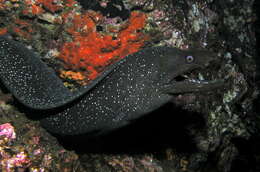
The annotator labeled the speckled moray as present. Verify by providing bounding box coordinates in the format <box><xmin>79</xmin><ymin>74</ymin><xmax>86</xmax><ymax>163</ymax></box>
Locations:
<box><xmin>0</xmin><ymin>36</ymin><xmax>125</xmax><ymax>110</ymax></box>
<box><xmin>0</xmin><ymin>36</ymin><xmax>222</xmax><ymax>135</ymax></box>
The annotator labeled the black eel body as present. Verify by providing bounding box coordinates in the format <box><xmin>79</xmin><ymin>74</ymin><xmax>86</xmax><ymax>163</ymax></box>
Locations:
<box><xmin>0</xmin><ymin>36</ymin><xmax>127</xmax><ymax>110</ymax></box>
<box><xmin>0</xmin><ymin>36</ymin><xmax>218</xmax><ymax>135</ymax></box>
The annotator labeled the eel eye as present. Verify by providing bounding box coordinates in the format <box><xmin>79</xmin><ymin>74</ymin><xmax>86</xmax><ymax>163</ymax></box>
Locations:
<box><xmin>185</xmin><ymin>55</ymin><xmax>194</xmax><ymax>63</ymax></box>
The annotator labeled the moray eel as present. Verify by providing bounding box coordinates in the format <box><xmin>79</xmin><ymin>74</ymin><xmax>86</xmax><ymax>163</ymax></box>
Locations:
<box><xmin>0</xmin><ymin>36</ymin><xmax>123</xmax><ymax>110</ymax></box>
<box><xmin>0</xmin><ymin>36</ymin><xmax>221</xmax><ymax>135</ymax></box>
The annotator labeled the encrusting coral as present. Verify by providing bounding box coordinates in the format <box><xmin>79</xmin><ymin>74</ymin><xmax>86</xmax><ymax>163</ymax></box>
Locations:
<box><xmin>0</xmin><ymin>0</ymin><xmax>149</xmax><ymax>84</ymax></box>
<box><xmin>59</xmin><ymin>10</ymin><xmax>148</xmax><ymax>81</ymax></box>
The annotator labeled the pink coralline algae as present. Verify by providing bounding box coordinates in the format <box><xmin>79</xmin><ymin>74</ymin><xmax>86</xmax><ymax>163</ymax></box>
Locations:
<box><xmin>0</xmin><ymin>123</ymin><xmax>16</xmax><ymax>140</ymax></box>
<box><xmin>1</xmin><ymin>152</ymin><xmax>31</xmax><ymax>171</ymax></box>
<box><xmin>0</xmin><ymin>123</ymin><xmax>31</xmax><ymax>171</ymax></box>
<box><xmin>0</xmin><ymin>120</ymin><xmax>81</xmax><ymax>171</ymax></box>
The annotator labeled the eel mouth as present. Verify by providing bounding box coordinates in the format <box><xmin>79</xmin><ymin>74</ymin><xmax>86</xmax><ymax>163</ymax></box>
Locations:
<box><xmin>168</xmin><ymin>67</ymin><xmax>224</xmax><ymax>94</ymax></box>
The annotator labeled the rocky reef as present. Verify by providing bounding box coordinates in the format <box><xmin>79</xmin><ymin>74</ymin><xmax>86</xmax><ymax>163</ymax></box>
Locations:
<box><xmin>0</xmin><ymin>0</ymin><xmax>259</xmax><ymax>171</ymax></box>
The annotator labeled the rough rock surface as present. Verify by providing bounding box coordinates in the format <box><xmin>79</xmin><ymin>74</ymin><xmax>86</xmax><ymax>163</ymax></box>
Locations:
<box><xmin>0</xmin><ymin>0</ymin><xmax>259</xmax><ymax>171</ymax></box>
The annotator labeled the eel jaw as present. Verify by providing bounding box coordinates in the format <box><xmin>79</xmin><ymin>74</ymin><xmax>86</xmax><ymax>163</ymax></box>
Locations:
<box><xmin>164</xmin><ymin>70</ymin><xmax>224</xmax><ymax>94</ymax></box>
